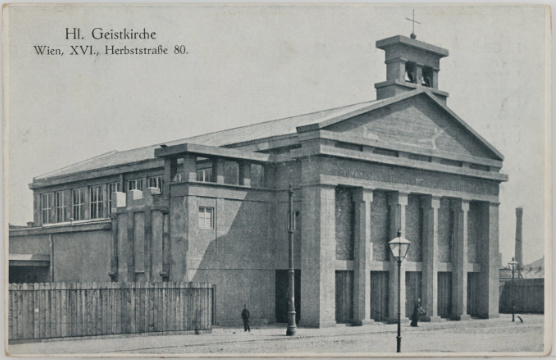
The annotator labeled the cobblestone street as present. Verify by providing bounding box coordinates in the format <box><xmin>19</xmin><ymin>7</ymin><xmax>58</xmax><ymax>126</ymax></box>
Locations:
<box><xmin>9</xmin><ymin>314</ymin><xmax>548</xmax><ymax>356</ymax></box>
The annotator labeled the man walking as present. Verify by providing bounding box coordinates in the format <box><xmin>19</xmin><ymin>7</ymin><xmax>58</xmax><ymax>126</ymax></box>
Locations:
<box><xmin>241</xmin><ymin>305</ymin><xmax>251</xmax><ymax>332</ymax></box>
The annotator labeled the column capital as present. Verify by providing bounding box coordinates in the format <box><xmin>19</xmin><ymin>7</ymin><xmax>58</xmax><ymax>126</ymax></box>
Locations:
<box><xmin>353</xmin><ymin>187</ymin><xmax>374</xmax><ymax>202</ymax></box>
<box><xmin>452</xmin><ymin>198</ymin><xmax>470</xmax><ymax>212</ymax></box>
<box><xmin>388</xmin><ymin>191</ymin><xmax>409</xmax><ymax>206</ymax></box>
<box><xmin>421</xmin><ymin>195</ymin><xmax>441</xmax><ymax>210</ymax></box>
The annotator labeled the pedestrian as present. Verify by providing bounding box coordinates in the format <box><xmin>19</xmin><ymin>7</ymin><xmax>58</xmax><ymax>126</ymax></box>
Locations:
<box><xmin>410</xmin><ymin>298</ymin><xmax>422</xmax><ymax>327</ymax></box>
<box><xmin>241</xmin><ymin>304</ymin><xmax>251</xmax><ymax>332</ymax></box>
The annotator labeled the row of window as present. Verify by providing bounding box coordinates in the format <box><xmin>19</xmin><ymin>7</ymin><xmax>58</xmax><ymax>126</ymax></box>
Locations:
<box><xmin>40</xmin><ymin>176</ymin><xmax>163</xmax><ymax>224</ymax></box>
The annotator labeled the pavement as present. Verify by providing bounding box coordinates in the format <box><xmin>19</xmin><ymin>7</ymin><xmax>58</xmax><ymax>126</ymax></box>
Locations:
<box><xmin>8</xmin><ymin>314</ymin><xmax>548</xmax><ymax>356</ymax></box>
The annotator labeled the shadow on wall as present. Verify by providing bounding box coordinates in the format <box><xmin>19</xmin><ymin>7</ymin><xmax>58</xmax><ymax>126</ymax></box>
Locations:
<box><xmin>189</xmin><ymin>190</ymin><xmax>278</xmax><ymax>327</ymax></box>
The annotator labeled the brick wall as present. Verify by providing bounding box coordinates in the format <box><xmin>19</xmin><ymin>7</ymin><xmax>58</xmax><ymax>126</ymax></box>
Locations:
<box><xmin>371</xmin><ymin>191</ymin><xmax>390</xmax><ymax>261</ymax></box>
<box><xmin>438</xmin><ymin>198</ymin><xmax>453</xmax><ymax>263</ymax></box>
<box><xmin>335</xmin><ymin>187</ymin><xmax>354</xmax><ymax>260</ymax></box>
<box><xmin>405</xmin><ymin>195</ymin><xmax>422</xmax><ymax>262</ymax></box>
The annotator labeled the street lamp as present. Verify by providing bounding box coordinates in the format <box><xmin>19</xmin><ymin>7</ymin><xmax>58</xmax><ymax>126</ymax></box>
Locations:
<box><xmin>508</xmin><ymin>257</ymin><xmax>519</xmax><ymax>322</ymax></box>
<box><xmin>388</xmin><ymin>230</ymin><xmax>411</xmax><ymax>353</ymax></box>
<box><xmin>286</xmin><ymin>183</ymin><xmax>297</xmax><ymax>336</ymax></box>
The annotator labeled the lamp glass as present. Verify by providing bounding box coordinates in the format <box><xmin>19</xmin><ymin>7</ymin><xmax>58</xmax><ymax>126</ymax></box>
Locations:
<box><xmin>388</xmin><ymin>236</ymin><xmax>411</xmax><ymax>261</ymax></box>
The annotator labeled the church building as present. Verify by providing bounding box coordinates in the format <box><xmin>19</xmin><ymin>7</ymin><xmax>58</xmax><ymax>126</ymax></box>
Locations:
<box><xmin>10</xmin><ymin>34</ymin><xmax>507</xmax><ymax>327</ymax></box>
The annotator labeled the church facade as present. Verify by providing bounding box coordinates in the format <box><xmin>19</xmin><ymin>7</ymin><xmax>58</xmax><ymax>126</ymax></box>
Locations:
<box><xmin>10</xmin><ymin>35</ymin><xmax>507</xmax><ymax>327</ymax></box>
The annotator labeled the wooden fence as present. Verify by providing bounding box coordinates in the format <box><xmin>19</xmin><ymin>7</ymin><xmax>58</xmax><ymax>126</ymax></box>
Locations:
<box><xmin>499</xmin><ymin>278</ymin><xmax>544</xmax><ymax>314</ymax></box>
<box><xmin>8</xmin><ymin>282</ymin><xmax>214</xmax><ymax>341</ymax></box>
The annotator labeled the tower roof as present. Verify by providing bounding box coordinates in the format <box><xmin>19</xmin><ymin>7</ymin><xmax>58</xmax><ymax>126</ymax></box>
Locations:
<box><xmin>376</xmin><ymin>35</ymin><xmax>449</xmax><ymax>57</ymax></box>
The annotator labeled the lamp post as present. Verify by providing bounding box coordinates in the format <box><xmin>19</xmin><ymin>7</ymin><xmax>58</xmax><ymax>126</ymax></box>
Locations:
<box><xmin>508</xmin><ymin>257</ymin><xmax>518</xmax><ymax>322</ymax></box>
<box><xmin>388</xmin><ymin>230</ymin><xmax>411</xmax><ymax>353</ymax></box>
<box><xmin>286</xmin><ymin>183</ymin><xmax>297</xmax><ymax>336</ymax></box>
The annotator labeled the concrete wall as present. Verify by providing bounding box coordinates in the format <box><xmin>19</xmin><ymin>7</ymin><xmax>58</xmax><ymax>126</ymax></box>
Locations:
<box><xmin>9</xmin><ymin>223</ymin><xmax>112</xmax><ymax>283</ymax></box>
<box><xmin>273</xmin><ymin>189</ymin><xmax>302</xmax><ymax>270</ymax></box>
<box><xmin>10</xmin><ymin>234</ymin><xmax>50</xmax><ymax>255</ymax></box>
<box><xmin>52</xmin><ymin>231</ymin><xmax>111</xmax><ymax>282</ymax></box>
<box><xmin>168</xmin><ymin>182</ymin><xmax>276</xmax><ymax>327</ymax></box>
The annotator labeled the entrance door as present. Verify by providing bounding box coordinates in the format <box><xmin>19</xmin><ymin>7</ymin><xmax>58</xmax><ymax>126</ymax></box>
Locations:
<box><xmin>275</xmin><ymin>270</ymin><xmax>301</xmax><ymax>323</ymax></box>
<box><xmin>335</xmin><ymin>271</ymin><xmax>354</xmax><ymax>323</ymax></box>
<box><xmin>370</xmin><ymin>271</ymin><xmax>389</xmax><ymax>321</ymax></box>
<box><xmin>467</xmin><ymin>272</ymin><xmax>480</xmax><ymax>317</ymax></box>
<box><xmin>405</xmin><ymin>272</ymin><xmax>423</xmax><ymax>318</ymax></box>
<box><xmin>438</xmin><ymin>272</ymin><xmax>452</xmax><ymax>318</ymax></box>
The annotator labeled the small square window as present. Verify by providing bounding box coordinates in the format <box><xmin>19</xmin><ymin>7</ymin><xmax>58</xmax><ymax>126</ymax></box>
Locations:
<box><xmin>198</xmin><ymin>207</ymin><xmax>214</xmax><ymax>229</ymax></box>
<box><xmin>147</xmin><ymin>176</ymin><xmax>163</xmax><ymax>190</ymax></box>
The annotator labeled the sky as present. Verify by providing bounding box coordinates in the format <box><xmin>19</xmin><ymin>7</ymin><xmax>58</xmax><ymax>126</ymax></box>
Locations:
<box><xmin>5</xmin><ymin>4</ymin><xmax>550</xmax><ymax>266</ymax></box>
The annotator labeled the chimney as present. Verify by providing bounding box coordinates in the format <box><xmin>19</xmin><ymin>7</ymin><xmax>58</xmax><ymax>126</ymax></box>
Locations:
<box><xmin>515</xmin><ymin>207</ymin><xmax>523</xmax><ymax>269</ymax></box>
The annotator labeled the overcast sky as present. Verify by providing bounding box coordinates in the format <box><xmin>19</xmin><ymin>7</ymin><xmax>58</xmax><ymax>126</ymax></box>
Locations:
<box><xmin>6</xmin><ymin>5</ymin><xmax>550</xmax><ymax>266</ymax></box>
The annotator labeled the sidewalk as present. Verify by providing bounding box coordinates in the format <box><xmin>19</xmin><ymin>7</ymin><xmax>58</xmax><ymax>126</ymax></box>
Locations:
<box><xmin>8</xmin><ymin>314</ymin><xmax>546</xmax><ymax>356</ymax></box>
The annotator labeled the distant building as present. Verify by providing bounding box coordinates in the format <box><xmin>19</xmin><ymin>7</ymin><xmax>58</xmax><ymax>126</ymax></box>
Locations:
<box><xmin>500</xmin><ymin>257</ymin><xmax>544</xmax><ymax>281</ymax></box>
<box><xmin>10</xmin><ymin>34</ymin><xmax>508</xmax><ymax>327</ymax></box>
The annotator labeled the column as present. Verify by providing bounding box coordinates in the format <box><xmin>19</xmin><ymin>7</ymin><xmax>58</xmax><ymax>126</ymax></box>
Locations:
<box><xmin>109</xmin><ymin>213</ymin><xmax>118</xmax><ymax>281</ymax></box>
<box><xmin>213</xmin><ymin>158</ymin><xmax>225</xmax><ymax>184</ymax></box>
<box><xmin>300</xmin><ymin>185</ymin><xmax>336</xmax><ymax>328</ymax></box>
<box><xmin>415</xmin><ymin>64</ymin><xmax>423</xmax><ymax>85</ymax></box>
<box><xmin>150</xmin><ymin>209</ymin><xmax>164</xmax><ymax>281</ymax></box>
<box><xmin>33</xmin><ymin>193</ymin><xmax>40</xmax><ymax>225</ymax></box>
<box><xmin>183</xmin><ymin>154</ymin><xmax>197</xmax><ymax>182</ymax></box>
<box><xmin>161</xmin><ymin>210</ymin><xmax>170</xmax><ymax>281</ymax></box>
<box><xmin>477</xmin><ymin>202</ymin><xmax>500</xmax><ymax>318</ymax></box>
<box><xmin>163</xmin><ymin>157</ymin><xmax>177</xmax><ymax>198</ymax></box>
<box><xmin>169</xmin><ymin>195</ymin><xmax>189</xmax><ymax>282</ymax></box>
<box><xmin>386</xmin><ymin>59</ymin><xmax>405</xmax><ymax>82</ymax></box>
<box><xmin>388</xmin><ymin>192</ymin><xmax>408</xmax><ymax>322</ymax></box>
<box><xmin>352</xmin><ymin>188</ymin><xmax>373</xmax><ymax>325</ymax></box>
<box><xmin>452</xmin><ymin>199</ymin><xmax>471</xmax><ymax>320</ymax></box>
<box><xmin>117</xmin><ymin>211</ymin><xmax>134</xmax><ymax>282</ymax></box>
<box><xmin>421</xmin><ymin>196</ymin><xmax>441</xmax><ymax>321</ymax></box>
<box><xmin>239</xmin><ymin>161</ymin><xmax>251</xmax><ymax>187</ymax></box>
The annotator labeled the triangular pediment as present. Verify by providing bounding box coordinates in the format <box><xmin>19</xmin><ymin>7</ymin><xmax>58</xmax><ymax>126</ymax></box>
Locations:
<box><xmin>319</xmin><ymin>92</ymin><xmax>502</xmax><ymax>161</ymax></box>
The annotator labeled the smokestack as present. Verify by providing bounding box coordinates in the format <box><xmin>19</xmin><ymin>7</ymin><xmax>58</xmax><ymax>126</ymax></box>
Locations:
<box><xmin>515</xmin><ymin>207</ymin><xmax>523</xmax><ymax>269</ymax></box>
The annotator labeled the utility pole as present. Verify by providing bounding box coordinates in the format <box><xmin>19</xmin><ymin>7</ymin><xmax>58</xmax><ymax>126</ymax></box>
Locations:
<box><xmin>286</xmin><ymin>183</ymin><xmax>297</xmax><ymax>336</ymax></box>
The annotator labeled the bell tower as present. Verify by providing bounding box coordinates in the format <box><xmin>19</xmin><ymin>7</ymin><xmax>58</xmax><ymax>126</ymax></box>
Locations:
<box><xmin>374</xmin><ymin>35</ymin><xmax>449</xmax><ymax>103</ymax></box>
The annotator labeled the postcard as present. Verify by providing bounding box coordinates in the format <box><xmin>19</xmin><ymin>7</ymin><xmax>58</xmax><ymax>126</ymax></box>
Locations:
<box><xmin>4</xmin><ymin>4</ymin><xmax>551</xmax><ymax>357</ymax></box>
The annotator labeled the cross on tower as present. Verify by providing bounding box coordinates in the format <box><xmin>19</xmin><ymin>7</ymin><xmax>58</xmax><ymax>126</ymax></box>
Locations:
<box><xmin>405</xmin><ymin>10</ymin><xmax>421</xmax><ymax>39</ymax></box>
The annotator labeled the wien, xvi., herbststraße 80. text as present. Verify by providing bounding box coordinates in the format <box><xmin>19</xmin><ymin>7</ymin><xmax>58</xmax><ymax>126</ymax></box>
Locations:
<box><xmin>32</xmin><ymin>27</ymin><xmax>189</xmax><ymax>56</ymax></box>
